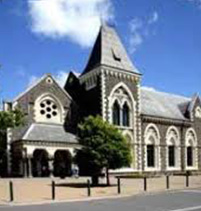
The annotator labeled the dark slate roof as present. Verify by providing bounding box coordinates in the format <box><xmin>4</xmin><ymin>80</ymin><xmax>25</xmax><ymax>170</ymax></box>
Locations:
<box><xmin>22</xmin><ymin>123</ymin><xmax>78</xmax><ymax>144</ymax></box>
<box><xmin>141</xmin><ymin>87</ymin><xmax>191</xmax><ymax>120</ymax></box>
<box><xmin>83</xmin><ymin>24</ymin><xmax>139</xmax><ymax>75</ymax></box>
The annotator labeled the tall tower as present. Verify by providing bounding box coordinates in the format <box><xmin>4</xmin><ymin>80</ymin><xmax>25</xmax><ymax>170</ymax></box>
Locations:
<box><xmin>67</xmin><ymin>24</ymin><xmax>142</xmax><ymax>171</ymax></box>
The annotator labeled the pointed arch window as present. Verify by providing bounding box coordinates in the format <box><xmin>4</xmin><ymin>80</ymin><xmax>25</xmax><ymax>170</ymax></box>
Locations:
<box><xmin>185</xmin><ymin>129</ymin><xmax>197</xmax><ymax>169</ymax></box>
<box><xmin>166</xmin><ymin>127</ymin><xmax>180</xmax><ymax>170</ymax></box>
<box><xmin>147</xmin><ymin>144</ymin><xmax>155</xmax><ymax>167</ymax></box>
<box><xmin>187</xmin><ymin>146</ymin><xmax>193</xmax><ymax>167</ymax></box>
<box><xmin>168</xmin><ymin>145</ymin><xmax>175</xmax><ymax>167</ymax></box>
<box><xmin>123</xmin><ymin>102</ymin><xmax>130</xmax><ymax>127</ymax></box>
<box><xmin>145</xmin><ymin>125</ymin><xmax>160</xmax><ymax>170</ymax></box>
<box><xmin>113</xmin><ymin>101</ymin><xmax>120</xmax><ymax>126</ymax></box>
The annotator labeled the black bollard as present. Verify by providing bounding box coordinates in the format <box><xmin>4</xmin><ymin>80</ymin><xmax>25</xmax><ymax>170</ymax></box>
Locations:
<box><xmin>144</xmin><ymin>177</ymin><xmax>147</xmax><ymax>191</ymax></box>
<box><xmin>87</xmin><ymin>179</ymin><xmax>91</xmax><ymax>197</ymax></box>
<box><xmin>166</xmin><ymin>175</ymin><xmax>169</xmax><ymax>189</ymax></box>
<box><xmin>117</xmin><ymin>177</ymin><xmax>121</xmax><ymax>194</ymax></box>
<box><xmin>186</xmin><ymin>173</ymin><xmax>189</xmax><ymax>187</ymax></box>
<box><xmin>52</xmin><ymin>181</ymin><xmax>55</xmax><ymax>200</ymax></box>
<box><xmin>9</xmin><ymin>181</ymin><xmax>14</xmax><ymax>202</ymax></box>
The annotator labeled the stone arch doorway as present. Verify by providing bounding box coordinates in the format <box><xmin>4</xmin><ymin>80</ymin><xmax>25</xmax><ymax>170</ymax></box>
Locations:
<box><xmin>53</xmin><ymin>150</ymin><xmax>72</xmax><ymax>178</ymax></box>
<box><xmin>32</xmin><ymin>149</ymin><xmax>49</xmax><ymax>177</ymax></box>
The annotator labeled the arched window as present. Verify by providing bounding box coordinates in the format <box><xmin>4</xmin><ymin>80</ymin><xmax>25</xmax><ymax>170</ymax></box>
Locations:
<box><xmin>144</xmin><ymin>124</ymin><xmax>160</xmax><ymax>170</ymax></box>
<box><xmin>122</xmin><ymin>102</ymin><xmax>130</xmax><ymax>127</ymax></box>
<box><xmin>34</xmin><ymin>94</ymin><xmax>63</xmax><ymax>124</ymax></box>
<box><xmin>109</xmin><ymin>83</ymin><xmax>134</xmax><ymax>127</ymax></box>
<box><xmin>168</xmin><ymin>139</ymin><xmax>175</xmax><ymax>167</ymax></box>
<box><xmin>185</xmin><ymin>128</ymin><xmax>198</xmax><ymax>169</ymax></box>
<box><xmin>166</xmin><ymin>127</ymin><xmax>180</xmax><ymax>169</ymax></box>
<box><xmin>147</xmin><ymin>136</ymin><xmax>155</xmax><ymax>167</ymax></box>
<box><xmin>112</xmin><ymin>101</ymin><xmax>120</xmax><ymax>126</ymax></box>
<box><xmin>187</xmin><ymin>146</ymin><xmax>193</xmax><ymax>167</ymax></box>
<box><xmin>39</xmin><ymin>99</ymin><xmax>59</xmax><ymax>119</ymax></box>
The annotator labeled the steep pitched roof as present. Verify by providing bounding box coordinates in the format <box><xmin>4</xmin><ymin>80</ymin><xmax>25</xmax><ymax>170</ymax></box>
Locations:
<box><xmin>82</xmin><ymin>24</ymin><xmax>139</xmax><ymax>75</ymax></box>
<box><xmin>141</xmin><ymin>87</ymin><xmax>191</xmax><ymax>120</ymax></box>
<box><xmin>13</xmin><ymin>74</ymin><xmax>72</xmax><ymax>103</ymax></box>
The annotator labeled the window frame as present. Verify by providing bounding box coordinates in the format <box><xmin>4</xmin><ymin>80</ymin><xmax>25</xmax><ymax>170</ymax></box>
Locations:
<box><xmin>147</xmin><ymin>144</ymin><xmax>155</xmax><ymax>168</ymax></box>
<box><xmin>168</xmin><ymin>146</ymin><xmax>175</xmax><ymax>167</ymax></box>
<box><xmin>112</xmin><ymin>100</ymin><xmax>121</xmax><ymax>126</ymax></box>
<box><xmin>187</xmin><ymin>146</ymin><xmax>193</xmax><ymax>167</ymax></box>
<box><xmin>122</xmin><ymin>102</ymin><xmax>130</xmax><ymax>127</ymax></box>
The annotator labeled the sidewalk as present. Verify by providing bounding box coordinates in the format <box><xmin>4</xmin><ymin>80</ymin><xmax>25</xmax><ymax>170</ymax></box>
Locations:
<box><xmin>0</xmin><ymin>175</ymin><xmax>201</xmax><ymax>205</ymax></box>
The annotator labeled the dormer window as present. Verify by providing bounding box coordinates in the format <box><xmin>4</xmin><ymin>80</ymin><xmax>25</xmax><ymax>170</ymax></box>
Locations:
<box><xmin>195</xmin><ymin>107</ymin><xmax>201</xmax><ymax>118</ymax></box>
<box><xmin>112</xmin><ymin>48</ymin><xmax>121</xmax><ymax>62</ymax></box>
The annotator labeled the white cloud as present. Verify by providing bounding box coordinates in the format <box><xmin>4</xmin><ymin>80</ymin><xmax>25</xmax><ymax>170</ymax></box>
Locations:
<box><xmin>15</xmin><ymin>66</ymin><xmax>26</xmax><ymax>77</ymax></box>
<box><xmin>128</xmin><ymin>11</ymin><xmax>159</xmax><ymax>54</ymax></box>
<box><xmin>185</xmin><ymin>0</ymin><xmax>201</xmax><ymax>7</ymax></box>
<box><xmin>142</xmin><ymin>86</ymin><xmax>157</xmax><ymax>92</ymax></box>
<box><xmin>27</xmin><ymin>75</ymin><xmax>41</xmax><ymax>87</ymax></box>
<box><xmin>148</xmin><ymin>12</ymin><xmax>159</xmax><ymax>24</ymax></box>
<box><xmin>129</xmin><ymin>18</ymin><xmax>144</xmax><ymax>53</ymax></box>
<box><xmin>28</xmin><ymin>0</ymin><xmax>114</xmax><ymax>47</ymax></box>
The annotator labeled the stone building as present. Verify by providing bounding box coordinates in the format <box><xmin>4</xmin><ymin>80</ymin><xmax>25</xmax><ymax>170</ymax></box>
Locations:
<box><xmin>4</xmin><ymin>24</ymin><xmax>201</xmax><ymax>177</ymax></box>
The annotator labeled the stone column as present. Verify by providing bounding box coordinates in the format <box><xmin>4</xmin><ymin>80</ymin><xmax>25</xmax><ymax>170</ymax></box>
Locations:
<box><xmin>136</xmin><ymin>79</ymin><xmax>142</xmax><ymax>172</ymax></box>
<box><xmin>23</xmin><ymin>148</ymin><xmax>28</xmax><ymax>177</ymax></box>
<box><xmin>23</xmin><ymin>158</ymin><xmax>28</xmax><ymax>178</ymax></box>
<box><xmin>28</xmin><ymin>157</ymin><xmax>33</xmax><ymax>178</ymax></box>
<box><xmin>6</xmin><ymin>128</ymin><xmax>12</xmax><ymax>177</ymax></box>
<box><xmin>48</xmin><ymin>159</ymin><xmax>54</xmax><ymax>178</ymax></box>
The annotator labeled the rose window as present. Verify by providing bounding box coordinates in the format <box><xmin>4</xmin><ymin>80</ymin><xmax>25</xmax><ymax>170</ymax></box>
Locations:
<box><xmin>39</xmin><ymin>100</ymin><xmax>58</xmax><ymax>119</ymax></box>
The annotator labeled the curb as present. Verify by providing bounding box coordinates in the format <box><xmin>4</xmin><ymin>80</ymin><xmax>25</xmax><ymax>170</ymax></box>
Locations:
<box><xmin>0</xmin><ymin>188</ymin><xmax>191</xmax><ymax>207</ymax></box>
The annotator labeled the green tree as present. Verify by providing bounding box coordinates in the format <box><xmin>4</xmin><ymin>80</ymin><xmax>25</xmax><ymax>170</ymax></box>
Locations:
<box><xmin>75</xmin><ymin>116</ymin><xmax>131</xmax><ymax>186</ymax></box>
<box><xmin>0</xmin><ymin>108</ymin><xmax>24</xmax><ymax>129</ymax></box>
<box><xmin>0</xmin><ymin>108</ymin><xmax>25</xmax><ymax>176</ymax></box>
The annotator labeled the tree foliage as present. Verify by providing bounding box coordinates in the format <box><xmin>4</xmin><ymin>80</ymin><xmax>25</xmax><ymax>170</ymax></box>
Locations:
<box><xmin>75</xmin><ymin>116</ymin><xmax>132</xmax><ymax>184</ymax></box>
<box><xmin>0</xmin><ymin>108</ymin><xmax>25</xmax><ymax>176</ymax></box>
<box><xmin>0</xmin><ymin>108</ymin><xmax>25</xmax><ymax>132</ymax></box>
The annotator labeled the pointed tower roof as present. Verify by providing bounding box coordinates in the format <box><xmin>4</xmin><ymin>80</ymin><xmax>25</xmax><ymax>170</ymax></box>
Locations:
<box><xmin>82</xmin><ymin>24</ymin><xmax>139</xmax><ymax>75</ymax></box>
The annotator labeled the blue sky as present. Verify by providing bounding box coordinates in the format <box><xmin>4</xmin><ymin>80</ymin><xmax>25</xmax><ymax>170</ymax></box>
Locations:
<box><xmin>0</xmin><ymin>0</ymin><xmax>201</xmax><ymax>101</ymax></box>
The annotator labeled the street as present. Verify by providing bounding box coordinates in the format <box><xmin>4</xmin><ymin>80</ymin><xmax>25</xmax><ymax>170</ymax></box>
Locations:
<box><xmin>1</xmin><ymin>189</ymin><xmax>201</xmax><ymax>211</ymax></box>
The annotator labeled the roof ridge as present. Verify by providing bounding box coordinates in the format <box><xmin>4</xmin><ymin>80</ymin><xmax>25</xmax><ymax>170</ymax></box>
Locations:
<box><xmin>13</xmin><ymin>75</ymin><xmax>47</xmax><ymax>102</ymax></box>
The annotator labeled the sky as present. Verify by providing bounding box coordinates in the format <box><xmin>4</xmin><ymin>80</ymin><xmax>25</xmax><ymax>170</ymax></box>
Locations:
<box><xmin>0</xmin><ymin>0</ymin><xmax>201</xmax><ymax>102</ymax></box>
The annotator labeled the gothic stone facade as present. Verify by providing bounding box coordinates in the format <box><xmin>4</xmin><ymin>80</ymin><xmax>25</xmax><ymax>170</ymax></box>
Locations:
<box><xmin>5</xmin><ymin>24</ymin><xmax>201</xmax><ymax>177</ymax></box>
